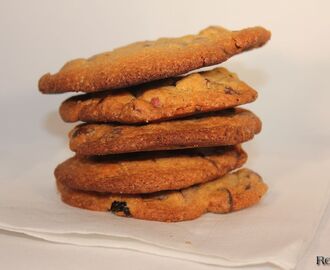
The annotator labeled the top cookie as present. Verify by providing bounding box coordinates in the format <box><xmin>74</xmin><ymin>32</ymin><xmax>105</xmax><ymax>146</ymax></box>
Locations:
<box><xmin>39</xmin><ymin>26</ymin><xmax>271</xmax><ymax>94</ymax></box>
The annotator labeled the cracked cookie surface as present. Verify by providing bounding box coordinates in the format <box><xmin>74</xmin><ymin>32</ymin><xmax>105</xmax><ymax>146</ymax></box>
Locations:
<box><xmin>39</xmin><ymin>26</ymin><xmax>270</xmax><ymax>94</ymax></box>
<box><xmin>59</xmin><ymin>67</ymin><xmax>257</xmax><ymax>124</ymax></box>
<box><xmin>57</xmin><ymin>168</ymin><xmax>268</xmax><ymax>222</ymax></box>
<box><xmin>55</xmin><ymin>145</ymin><xmax>246</xmax><ymax>194</ymax></box>
<box><xmin>69</xmin><ymin>108</ymin><xmax>261</xmax><ymax>155</ymax></box>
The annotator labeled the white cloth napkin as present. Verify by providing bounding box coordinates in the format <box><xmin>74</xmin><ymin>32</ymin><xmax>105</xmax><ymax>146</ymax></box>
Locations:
<box><xmin>0</xmin><ymin>149</ymin><xmax>329</xmax><ymax>270</ymax></box>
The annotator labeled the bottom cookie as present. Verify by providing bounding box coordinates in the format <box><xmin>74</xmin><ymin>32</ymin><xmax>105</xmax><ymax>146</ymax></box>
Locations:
<box><xmin>57</xmin><ymin>168</ymin><xmax>268</xmax><ymax>222</ymax></box>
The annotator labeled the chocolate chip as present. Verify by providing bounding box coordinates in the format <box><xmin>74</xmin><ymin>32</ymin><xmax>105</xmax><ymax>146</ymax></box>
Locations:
<box><xmin>106</xmin><ymin>126</ymin><xmax>123</xmax><ymax>140</ymax></box>
<box><xmin>71</xmin><ymin>129</ymin><xmax>82</xmax><ymax>138</ymax></box>
<box><xmin>222</xmin><ymin>188</ymin><xmax>233</xmax><ymax>212</ymax></box>
<box><xmin>198</xmin><ymin>153</ymin><xmax>221</xmax><ymax>173</ymax></box>
<box><xmin>71</xmin><ymin>125</ymin><xmax>94</xmax><ymax>138</ymax></box>
<box><xmin>224</xmin><ymin>87</ymin><xmax>238</xmax><ymax>95</ymax></box>
<box><xmin>245</xmin><ymin>184</ymin><xmax>251</xmax><ymax>190</ymax></box>
<box><xmin>204</xmin><ymin>78</ymin><xmax>212</xmax><ymax>89</ymax></box>
<box><xmin>109</xmin><ymin>201</ymin><xmax>131</xmax><ymax>216</ymax></box>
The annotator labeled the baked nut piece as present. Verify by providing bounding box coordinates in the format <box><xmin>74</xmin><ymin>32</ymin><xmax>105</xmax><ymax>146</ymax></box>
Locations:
<box><xmin>69</xmin><ymin>108</ymin><xmax>261</xmax><ymax>155</ymax></box>
<box><xmin>39</xmin><ymin>26</ymin><xmax>271</xmax><ymax>93</ymax></box>
<box><xmin>55</xmin><ymin>145</ymin><xmax>246</xmax><ymax>194</ymax></box>
<box><xmin>57</xmin><ymin>168</ymin><xmax>268</xmax><ymax>222</ymax></box>
<box><xmin>60</xmin><ymin>67</ymin><xmax>257</xmax><ymax>124</ymax></box>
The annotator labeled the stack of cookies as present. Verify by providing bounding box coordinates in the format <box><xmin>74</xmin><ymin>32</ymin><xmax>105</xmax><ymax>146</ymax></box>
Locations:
<box><xmin>39</xmin><ymin>26</ymin><xmax>271</xmax><ymax>222</ymax></box>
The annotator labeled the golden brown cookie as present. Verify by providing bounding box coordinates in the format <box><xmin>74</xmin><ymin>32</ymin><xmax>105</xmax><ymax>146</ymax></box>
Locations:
<box><xmin>69</xmin><ymin>108</ymin><xmax>261</xmax><ymax>155</ymax></box>
<box><xmin>57</xmin><ymin>168</ymin><xmax>268</xmax><ymax>222</ymax></box>
<box><xmin>59</xmin><ymin>67</ymin><xmax>257</xmax><ymax>124</ymax></box>
<box><xmin>55</xmin><ymin>145</ymin><xmax>246</xmax><ymax>194</ymax></box>
<box><xmin>39</xmin><ymin>26</ymin><xmax>271</xmax><ymax>94</ymax></box>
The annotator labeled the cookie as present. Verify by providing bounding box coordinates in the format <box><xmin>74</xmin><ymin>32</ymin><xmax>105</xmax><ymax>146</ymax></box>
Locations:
<box><xmin>55</xmin><ymin>145</ymin><xmax>246</xmax><ymax>194</ymax></box>
<box><xmin>57</xmin><ymin>168</ymin><xmax>267</xmax><ymax>222</ymax></box>
<box><xmin>69</xmin><ymin>108</ymin><xmax>261</xmax><ymax>155</ymax></box>
<box><xmin>39</xmin><ymin>26</ymin><xmax>271</xmax><ymax>94</ymax></box>
<box><xmin>59</xmin><ymin>67</ymin><xmax>257</xmax><ymax>124</ymax></box>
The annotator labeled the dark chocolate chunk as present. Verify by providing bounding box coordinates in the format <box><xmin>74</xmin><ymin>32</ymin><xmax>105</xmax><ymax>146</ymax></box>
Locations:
<box><xmin>223</xmin><ymin>188</ymin><xmax>233</xmax><ymax>212</ymax></box>
<box><xmin>71</xmin><ymin>124</ymin><xmax>94</xmax><ymax>138</ymax></box>
<box><xmin>224</xmin><ymin>87</ymin><xmax>238</xmax><ymax>95</ymax></box>
<box><xmin>109</xmin><ymin>201</ymin><xmax>131</xmax><ymax>216</ymax></box>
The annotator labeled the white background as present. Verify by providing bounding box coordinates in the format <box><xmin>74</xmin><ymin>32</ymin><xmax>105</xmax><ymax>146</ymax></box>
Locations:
<box><xmin>0</xmin><ymin>0</ymin><xmax>329</xmax><ymax>269</ymax></box>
